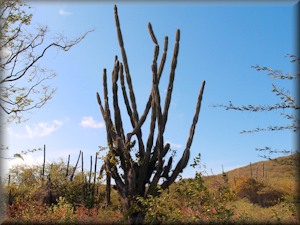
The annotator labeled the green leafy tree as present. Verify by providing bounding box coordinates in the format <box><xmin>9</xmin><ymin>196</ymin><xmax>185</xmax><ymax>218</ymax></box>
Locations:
<box><xmin>213</xmin><ymin>55</ymin><xmax>299</xmax><ymax>159</ymax></box>
<box><xmin>0</xmin><ymin>0</ymin><xmax>91</xmax><ymax>123</ymax></box>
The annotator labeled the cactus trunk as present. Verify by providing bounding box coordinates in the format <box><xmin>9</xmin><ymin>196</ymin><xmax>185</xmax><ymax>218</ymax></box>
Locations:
<box><xmin>96</xmin><ymin>5</ymin><xmax>205</xmax><ymax>224</ymax></box>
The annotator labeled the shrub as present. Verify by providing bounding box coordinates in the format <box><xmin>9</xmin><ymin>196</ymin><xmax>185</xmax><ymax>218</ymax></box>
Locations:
<box><xmin>234</xmin><ymin>177</ymin><xmax>284</xmax><ymax>207</ymax></box>
<box><xmin>7</xmin><ymin>199</ymin><xmax>48</xmax><ymax>222</ymax></box>
<box><xmin>171</xmin><ymin>171</ymin><xmax>236</xmax><ymax>223</ymax></box>
<box><xmin>136</xmin><ymin>188</ymin><xmax>181</xmax><ymax>224</ymax></box>
<box><xmin>49</xmin><ymin>196</ymin><xmax>75</xmax><ymax>223</ymax></box>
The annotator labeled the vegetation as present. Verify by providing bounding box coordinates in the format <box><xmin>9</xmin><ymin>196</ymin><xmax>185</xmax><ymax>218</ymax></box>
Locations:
<box><xmin>96</xmin><ymin>5</ymin><xmax>205</xmax><ymax>224</ymax></box>
<box><xmin>213</xmin><ymin>55</ymin><xmax>299</xmax><ymax>159</ymax></box>
<box><xmin>1</xmin><ymin>3</ymin><xmax>298</xmax><ymax>225</ymax></box>
<box><xmin>0</xmin><ymin>0</ymin><xmax>91</xmax><ymax>123</ymax></box>
<box><xmin>1</xmin><ymin>152</ymin><xmax>298</xmax><ymax>224</ymax></box>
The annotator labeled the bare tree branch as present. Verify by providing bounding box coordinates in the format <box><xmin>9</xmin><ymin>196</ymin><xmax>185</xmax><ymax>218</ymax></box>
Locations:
<box><xmin>0</xmin><ymin>0</ymin><xmax>92</xmax><ymax>122</ymax></box>
<box><xmin>212</xmin><ymin>55</ymin><xmax>299</xmax><ymax>157</ymax></box>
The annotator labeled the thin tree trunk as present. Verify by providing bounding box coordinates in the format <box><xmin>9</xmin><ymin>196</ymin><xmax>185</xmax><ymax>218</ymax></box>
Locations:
<box><xmin>66</xmin><ymin>154</ymin><xmax>70</xmax><ymax>177</ymax></box>
<box><xmin>89</xmin><ymin>155</ymin><xmax>92</xmax><ymax>185</ymax></box>
<box><xmin>42</xmin><ymin>145</ymin><xmax>46</xmax><ymax>181</ymax></box>
<box><xmin>92</xmin><ymin>152</ymin><xmax>98</xmax><ymax>204</ymax></box>
<box><xmin>81</xmin><ymin>152</ymin><xmax>85</xmax><ymax>204</ymax></box>
<box><xmin>94</xmin><ymin>152</ymin><xmax>98</xmax><ymax>184</ymax></box>
<box><xmin>255</xmin><ymin>166</ymin><xmax>258</xmax><ymax>180</ymax></box>
<box><xmin>70</xmin><ymin>150</ymin><xmax>81</xmax><ymax>181</ymax></box>
<box><xmin>8</xmin><ymin>174</ymin><xmax>12</xmax><ymax>205</ymax></box>
<box><xmin>81</xmin><ymin>152</ymin><xmax>84</xmax><ymax>173</ymax></box>
<box><xmin>106</xmin><ymin>170</ymin><xmax>111</xmax><ymax>206</ymax></box>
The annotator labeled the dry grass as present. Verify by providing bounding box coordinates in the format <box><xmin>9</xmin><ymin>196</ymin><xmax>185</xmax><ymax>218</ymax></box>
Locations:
<box><xmin>3</xmin><ymin>153</ymin><xmax>299</xmax><ymax>224</ymax></box>
<box><xmin>204</xmin><ymin>153</ymin><xmax>299</xmax><ymax>195</ymax></box>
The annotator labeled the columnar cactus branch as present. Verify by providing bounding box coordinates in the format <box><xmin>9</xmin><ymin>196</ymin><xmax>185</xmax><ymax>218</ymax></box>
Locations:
<box><xmin>114</xmin><ymin>5</ymin><xmax>145</xmax><ymax>159</ymax></box>
<box><xmin>148</xmin><ymin>23</ymin><xmax>158</xmax><ymax>45</ymax></box>
<box><xmin>147</xmin><ymin>43</ymin><xmax>165</xmax><ymax>194</ymax></box>
<box><xmin>128</xmin><ymin>31</ymin><xmax>168</xmax><ymax>151</ymax></box>
<box><xmin>162</xmin><ymin>29</ymin><xmax>180</xmax><ymax>130</ymax></box>
<box><xmin>144</xmin><ymin>30</ymin><xmax>180</xmax><ymax>186</ymax></box>
<box><xmin>119</xmin><ymin>63</ymin><xmax>134</xmax><ymax>127</ymax></box>
<box><xmin>162</xmin><ymin>156</ymin><xmax>173</xmax><ymax>179</ymax></box>
<box><xmin>112</xmin><ymin>57</ymin><xmax>125</xmax><ymax>142</ymax></box>
<box><xmin>96</xmin><ymin>90</ymin><xmax>113</xmax><ymax>150</ymax></box>
<box><xmin>161</xmin><ymin>80</ymin><xmax>206</xmax><ymax>190</ymax></box>
<box><xmin>158</xmin><ymin>36</ymin><xmax>168</xmax><ymax>79</ymax></box>
<box><xmin>97</xmin><ymin>5</ymin><xmax>206</xmax><ymax>224</ymax></box>
<box><xmin>114</xmin><ymin>5</ymin><xmax>139</xmax><ymax>125</ymax></box>
<box><xmin>97</xmin><ymin>67</ymin><xmax>128</xmax><ymax>198</ymax></box>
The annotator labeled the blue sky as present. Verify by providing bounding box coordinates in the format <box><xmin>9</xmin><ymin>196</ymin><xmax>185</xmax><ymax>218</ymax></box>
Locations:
<box><xmin>2</xmin><ymin>1</ymin><xmax>297</xmax><ymax>179</ymax></box>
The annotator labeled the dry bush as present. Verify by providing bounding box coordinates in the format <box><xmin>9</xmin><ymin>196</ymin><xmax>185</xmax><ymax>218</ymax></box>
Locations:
<box><xmin>234</xmin><ymin>177</ymin><xmax>284</xmax><ymax>207</ymax></box>
<box><xmin>7</xmin><ymin>199</ymin><xmax>48</xmax><ymax>222</ymax></box>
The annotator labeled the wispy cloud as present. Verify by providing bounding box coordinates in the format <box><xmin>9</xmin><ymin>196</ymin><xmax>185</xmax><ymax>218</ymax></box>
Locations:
<box><xmin>166</xmin><ymin>140</ymin><xmax>182</xmax><ymax>149</ymax></box>
<box><xmin>59</xmin><ymin>9</ymin><xmax>72</xmax><ymax>16</ymax></box>
<box><xmin>9</xmin><ymin>119</ymin><xmax>65</xmax><ymax>139</ymax></box>
<box><xmin>2</xmin><ymin>48</ymin><xmax>12</xmax><ymax>60</ymax></box>
<box><xmin>9</xmin><ymin>154</ymin><xmax>44</xmax><ymax>168</ymax></box>
<box><xmin>176</xmin><ymin>113</ymin><xmax>184</xmax><ymax>118</ymax></box>
<box><xmin>3</xmin><ymin>154</ymin><xmax>44</xmax><ymax>177</ymax></box>
<box><xmin>80</xmin><ymin>116</ymin><xmax>104</xmax><ymax>129</ymax></box>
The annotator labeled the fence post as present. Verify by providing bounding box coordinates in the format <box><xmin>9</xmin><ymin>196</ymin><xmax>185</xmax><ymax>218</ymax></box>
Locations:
<box><xmin>66</xmin><ymin>154</ymin><xmax>70</xmax><ymax>177</ymax></box>
<box><xmin>70</xmin><ymin>150</ymin><xmax>81</xmax><ymax>181</ymax></box>
<box><xmin>42</xmin><ymin>145</ymin><xmax>46</xmax><ymax>181</ymax></box>
<box><xmin>255</xmin><ymin>166</ymin><xmax>258</xmax><ymax>180</ymax></box>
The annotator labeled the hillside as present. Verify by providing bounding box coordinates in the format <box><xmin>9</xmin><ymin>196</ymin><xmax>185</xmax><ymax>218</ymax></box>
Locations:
<box><xmin>203</xmin><ymin>153</ymin><xmax>299</xmax><ymax>195</ymax></box>
<box><xmin>2</xmin><ymin>153</ymin><xmax>299</xmax><ymax>224</ymax></box>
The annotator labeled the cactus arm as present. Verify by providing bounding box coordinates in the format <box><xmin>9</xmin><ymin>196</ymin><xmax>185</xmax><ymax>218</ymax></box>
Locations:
<box><xmin>161</xmin><ymin>81</ymin><xmax>205</xmax><ymax>190</ymax></box>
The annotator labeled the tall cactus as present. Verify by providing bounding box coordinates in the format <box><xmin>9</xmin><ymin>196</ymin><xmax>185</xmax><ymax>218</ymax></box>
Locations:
<box><xmin>96</xmin><ymin>5</ymin><xmax>206</xmax><ymax>224</ymax></box>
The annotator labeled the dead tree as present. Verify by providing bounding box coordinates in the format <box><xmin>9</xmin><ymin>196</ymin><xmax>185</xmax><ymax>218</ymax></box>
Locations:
<box><xmin>96</xmin><ymin>5</ymin><xmax>206</xmax><ymax>224</ymax></box>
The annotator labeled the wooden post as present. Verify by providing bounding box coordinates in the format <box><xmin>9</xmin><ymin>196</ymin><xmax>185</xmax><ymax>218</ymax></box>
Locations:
<box><xmin>262</xmin><ymin>163</ymin><xmax>265</xmax><ymax>178</ymax></box>
<box><xmin>81</xmin><ymin>151</ymin><xmax>85</xmax><ymax>204</ymax></box>
<box><xmin>89</xmin><ymin>155</ymin><xmax>92</xmax><ymax>185</ymax></box>
<box><xmin>84</xmin><ymin>175</ymin><xmax>88</xmax><ymax>205</ymax></box>
<box><xmin>42</xmin><ymin>145</ymin><xmax>46</xmax><ymax>180</ymax></box>
<box><xmin>94</xmin><ymin>152</ymin><xmax>98</xmax><ymax>184</ymax></box>
<box><xmin>87</xmin><ymin>155</ymin><xmax>92</xmax><ymax>202</ymax></box>
<box><xmin>70</xmin><ymin>150</ymin><xmax>81</xmax><ymax>181</ymax></box>
<box><xmin>8</xmin><ymin>174</ymin><xmax>12</xmax><ymax>205</ymax></box>
<box><xmin>92</xmin><ymin>152</ymin><xmax>98</xmax><ymax>203</ymax></box>
<box><xmin>106</xmin><ymin>170</ymin><xmax>111</xmax><ymax>206</ymax></box>
<box><xmin>81</xmin><ymin>152</ymin><xmax>84</xmax><ymax>173</ymax></box>
<box><xmin>66</xmin><ymin>154</ymin><xmax>70</xmax><ymax>177</ymax></box>
<box><xmin>250</xmin><ymin>162</ymin><xmax>253</xmax><ymax>178</ymax></box>
<box><xmin>255</xmin><ymin>166</ymin><xmax>258</xmax><ymax>180</ymax></box>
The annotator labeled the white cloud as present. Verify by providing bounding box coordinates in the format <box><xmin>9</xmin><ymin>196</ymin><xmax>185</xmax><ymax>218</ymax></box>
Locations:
<box><xmin>53</xmin><ymin>119</ymin><xmax>63</xmax><ymax>126</ymax></box>
<box><xmin>3</xmin><ymin>154</ymin><xmax>44</xmax><ymax>177</ymax></box>
<box><xmin>59</xmin><ymin>9</ymin><xmax>72</xmax><ymax>16</ymax></box>
<box><xmin>9</xmin><ymin>119</ymin><xmax>64</xmax><ymax>139</ymax></box>
<box><xmin>80</xmin><ymin>116</ymin><xmax>104</xmax><ymax>129</ymax></box>
<box><xmin>2</xmin><ymin>48</ymin><xmax>12</xmax><ymax>60</ymax></box>
<box><xmin>176</xmin><ymin>113</ymin><xmax>184</xmax><ymax>118</ymax></box>
<box><xmin>166</xmin><ymin>140</ymin><xmax>182</xmax><ymax>149</ymax></box>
